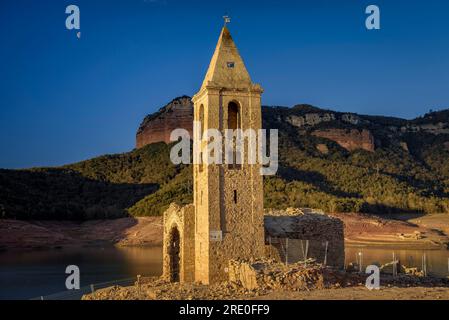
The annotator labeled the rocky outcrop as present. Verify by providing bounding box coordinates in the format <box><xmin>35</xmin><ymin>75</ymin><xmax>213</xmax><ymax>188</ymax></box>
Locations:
<box><xmin>286</xmin><ymin>112</ymin><xmax>364</xmax><ymax>128</ymax></box>
<box><xmin>341</xmin><ymin>113</ymin><xmax>362</xmax><ymax>125</ymax></box>
<box><xmin>400</xmin><ymin>142</ymin><xmax>409</xmax><ymax>152</ymax></box>
<box><xmin>400</xmin><ymin>123</ymin><xmax>449</xmax><ymax>135</ymax></box>
<box><xmin>136</xmin><ymin>96</ymin><xmax>193</xmax><ymax>148</ymax></box>
<box><xmin>286</xmin><ymin>113</ymin><xmax>335</xmax><ymax>127</ymax></box>
<box><xmin>135</xmin><ymin>97</ymin><xmax>448</xmax><ymax>151</ymax></box>
<box><xmin>316</xmin><ymin>144</ymin><xmax>329</xmax><ymax>154</ymax></box>
<box><xmin>312</xmin><ymin>129</ymin><xmax>375</xmax><ymax>152</ymax></box>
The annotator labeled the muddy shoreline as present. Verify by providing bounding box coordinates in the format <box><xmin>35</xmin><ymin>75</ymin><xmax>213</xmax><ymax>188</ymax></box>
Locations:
<box><xmin>0</xmin><ymin>217</ymin><xmax>163</xmax><ymax>251</ymax></box>
<box><xmin>1</xmin><ymin>213</ymin><xmax>448</xmax><ymax>251</ymax></box>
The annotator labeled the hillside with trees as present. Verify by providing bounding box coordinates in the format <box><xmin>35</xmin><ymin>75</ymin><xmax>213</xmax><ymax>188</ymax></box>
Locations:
<box><xmin>1</xmin><ymin>102</ymin><xmax>449</xmax><ymax>220</ymax></box>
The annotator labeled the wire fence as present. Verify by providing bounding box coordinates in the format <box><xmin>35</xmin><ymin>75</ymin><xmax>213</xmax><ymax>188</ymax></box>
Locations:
<box><xmin>345</xmin><ymin>248</ymin><xmax>449</xmax><ymax>279</ymax></box>
<box><xmin>268</xmin><ymin>237</ymin><xmax>449</xmax><ymax>278</ymax></box>
<box><xmin>267</xmin><ymin>237</ymin><xmax>340</xmax><ymax>268</ymax></box>
<box><xmin>29</xmin><ymin>277</ymin><xmax>138</xmax><ymax>300</ymax></box>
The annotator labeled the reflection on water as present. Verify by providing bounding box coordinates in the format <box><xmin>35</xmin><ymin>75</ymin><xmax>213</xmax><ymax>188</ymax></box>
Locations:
<box><xmin>346</xmin><ymin>246</ymin><xmax>449</xmax><ymax>278</ymax></box>
<box><xmin>0</xmin><ymin>246</ymin><xmax>162</xmax><ymax>300</ymax></box>
<box><xmin>2</xmin><ymin>245</ymin><xmax>448</xmax><ymax>299</ymax></box>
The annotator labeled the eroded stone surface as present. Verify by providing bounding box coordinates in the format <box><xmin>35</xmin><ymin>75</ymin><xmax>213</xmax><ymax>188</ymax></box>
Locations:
<box><xmin>312</xmin><ymin>129</ymin><xmax>375</xmax><ymax>152</ymax></box>
<box><xmin>136</xmin><ymin>96</ymin><xmax>193</xmax><ymax>148</ymax></box>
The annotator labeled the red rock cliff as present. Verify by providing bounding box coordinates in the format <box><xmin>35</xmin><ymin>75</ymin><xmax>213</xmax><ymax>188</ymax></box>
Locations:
<box><xmin>136</xmin><ymin>96</ymin><xmax>193</xmax><ymax>148</ymax></box>
<box><xmin>312</xmin><ymin>129</ymin><xmax>375</xmax><ymax>152</ymax></box>
<box><xmin>136</xmin><ymin>97</ymin><xmax>376</xmax><ymax>153</ymax></box>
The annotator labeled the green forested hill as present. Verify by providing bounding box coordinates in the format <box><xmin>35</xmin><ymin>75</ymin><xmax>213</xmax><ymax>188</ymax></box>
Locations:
<box><xmin>1</xmin><ymin>105</ymin><xmax>449</xmax><ymax>220</ymax></box>
<box><xmin>0</xmin><ymin>143</ymin><xmax>188</xmax><ymax>219</ymax></box>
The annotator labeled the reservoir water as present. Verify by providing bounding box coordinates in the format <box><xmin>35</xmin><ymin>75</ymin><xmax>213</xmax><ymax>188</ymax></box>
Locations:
<box><xmin>345</xmin><ymin>246</ymin><xmax>449</xmax><ymax>278</ymax></box>
<box><xmin>0</xmin><ymin>246</ymin><xmax>162</xmax><ymax>300</ymax></box>
<box><xmin>1</xmin><ymin>245</ymin><xmax>448</xmax><ymax>299</ymax></box>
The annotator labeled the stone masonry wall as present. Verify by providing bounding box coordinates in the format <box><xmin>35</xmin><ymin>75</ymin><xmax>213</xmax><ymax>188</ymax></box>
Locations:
<box><xmin>162</xmin><ymin>203</ymin><xmax>195</xmax><ymax>283</ymax></box>
<box><xmin>264</xmin><ymin>208</ymin><xmax>345</xmax><ymax>268</ymax></box>
<box><xmin>192</xmin><ymin>87</ymin><xmax>265</xmax><ymax>285</ymax></box>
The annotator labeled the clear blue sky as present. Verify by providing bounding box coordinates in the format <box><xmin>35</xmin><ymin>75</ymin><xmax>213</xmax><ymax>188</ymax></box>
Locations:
<box><xmin>1</xmin><ymin>0</ymin><xmax>449</xmax><ymax>168</ymax></box>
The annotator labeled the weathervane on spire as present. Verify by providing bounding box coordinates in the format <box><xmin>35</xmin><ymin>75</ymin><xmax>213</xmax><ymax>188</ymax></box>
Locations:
<box><xmin>223</xmin><ymin>14</ymin><xmax>231</xmax><ymax>26</ymax></box>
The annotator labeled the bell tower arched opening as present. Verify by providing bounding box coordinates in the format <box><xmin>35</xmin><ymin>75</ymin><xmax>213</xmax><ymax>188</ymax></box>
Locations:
<box><xmin>227</xmin><ymin>101</ymin><xmax>241</xmax><ymax>169</ymax></box>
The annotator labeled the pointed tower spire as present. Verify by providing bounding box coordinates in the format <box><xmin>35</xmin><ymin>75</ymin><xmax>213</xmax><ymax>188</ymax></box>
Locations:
<box><xmin>201</xmin><ymin>26</ymin><xmax>252</xmax><ymax>90</ymax></box>
<box><xmin>191</xmin><ymin>25</ymin><xmax>265</xmax><ymax>284</ymax></box>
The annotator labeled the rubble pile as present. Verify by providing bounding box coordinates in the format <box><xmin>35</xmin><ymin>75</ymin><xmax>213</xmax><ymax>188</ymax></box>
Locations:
<box><xmin>378</xmin><ymin>262</ymin><xmax>425</xmax><ymax>277</ymax></box>
<box><xmin>228</xmin><ymin>259</ymin><xmax>364</xmax><ymax>292</ymax></box>
<box><xmin>83</xmin><ymin>279</ymin><xmax>262</xmax><ymax>300</ymax></box>
<box><xmin>83</xmin><ymin>260</ymin><xmax>366</xmax><ymax>300</ymax></box>
<box><xmin>82</xmin><ymin>259</ymin><xmax>449</xmax><ymax>300</ymax></box>
<box><xmin>82</xmin><ymin>285</ymin><xmax>140</xmax><ymax>300</ymax></box>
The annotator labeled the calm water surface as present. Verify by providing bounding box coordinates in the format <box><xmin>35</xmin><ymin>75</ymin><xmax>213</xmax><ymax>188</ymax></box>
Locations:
<box><xmin>1</xmin><ymin>245</ymin><xmax>448</xmax><ymax>299</ymax></box>
<box><xmin>0</xmin><ymin>246</ymin><xmax>162</xmax><ymax>300</ymax></box>
<box><xmin>346</xmin><ymin>246</ymin><xmax>449</xmax><ymax>278</ymax></box>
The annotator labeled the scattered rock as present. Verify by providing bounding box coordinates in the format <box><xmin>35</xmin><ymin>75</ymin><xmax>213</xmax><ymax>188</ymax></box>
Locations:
<box><xmin>316</xmin><ymin>144</ymin><xmax>329</xmax><ymax>154</ymax></box>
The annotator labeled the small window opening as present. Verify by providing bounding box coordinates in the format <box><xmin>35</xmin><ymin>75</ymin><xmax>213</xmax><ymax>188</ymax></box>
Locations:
<box><xmin>199</xmin><ymin>152</ymin><xmax>204</xmax><ymax>172</ymax></box>
<box><xmin>233</xmin><ymin>190</ymin><xmax>237</xmax><ymax>204</ymax></box>
<box><xmin>227</xmin><ymin>62</ymin><xmax>235</xmax><ymax>68</ymax></box>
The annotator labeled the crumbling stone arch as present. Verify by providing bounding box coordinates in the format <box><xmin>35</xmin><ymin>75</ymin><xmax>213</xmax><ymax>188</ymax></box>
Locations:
<box><xmin>227</xmin><ymin>100</ymin><xmax>242</xmax><ymax>170</ymax></box>
<box><xmin>162</xmin><ymin>203</ymin><xmax>195</xmax><ymax>283</ymax></box>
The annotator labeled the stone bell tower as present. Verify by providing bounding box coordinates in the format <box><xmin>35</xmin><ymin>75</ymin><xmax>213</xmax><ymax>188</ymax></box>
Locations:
<box><xmin>192</xmin><ymin>26</ymin><xmax>265</xmax><ymax>284</ymax></box>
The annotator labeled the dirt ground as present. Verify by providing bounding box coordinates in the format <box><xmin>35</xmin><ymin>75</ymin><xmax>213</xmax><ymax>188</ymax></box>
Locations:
<box><xmin>82</xmin><ymin>267</ymin><xmax>449</xmax><ymax>301</ymax></box>
<box><xmin>0</xmin><ymin>217</ymin><xmax>163</xmax><ymax>250</ymax></box>
<box><xmin>329</xmin><ymin>212</ymin><xmax>449</xmax><ymax>249</ymax></box>
<box><xmin>255</xmin><ymin>286</ymin><xmax>449</xmax><ymax>300</ymax></box>
<box><xmin>1</xmin><ymin>212</ymin><xmax>449</xmax><ymax>250</ymax></box>
<box><xmin>84</xmin><ymin>283</ymin><xmax>449</xmax><ymax>301</ymax></box>
<box><xmin>408</xmin><ymin>214</ymin><xmax>449</xmax><ymax>238</ymax></box>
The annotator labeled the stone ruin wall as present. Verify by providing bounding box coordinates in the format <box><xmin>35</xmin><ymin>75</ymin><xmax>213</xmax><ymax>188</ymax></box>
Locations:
<box><xmin>264</xmin><ymin>208</ymin><xmax>345</xmax><ymax>269</ymax></box>
<box><xmin>162</xmin><ymin>203</ymin><xmax>195</xmax><ymax>283</ymax></box>
<box><xmin>162</xmin><ymin>205</ymin><xmax>345</xmax><ymax>283</ymax></box>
